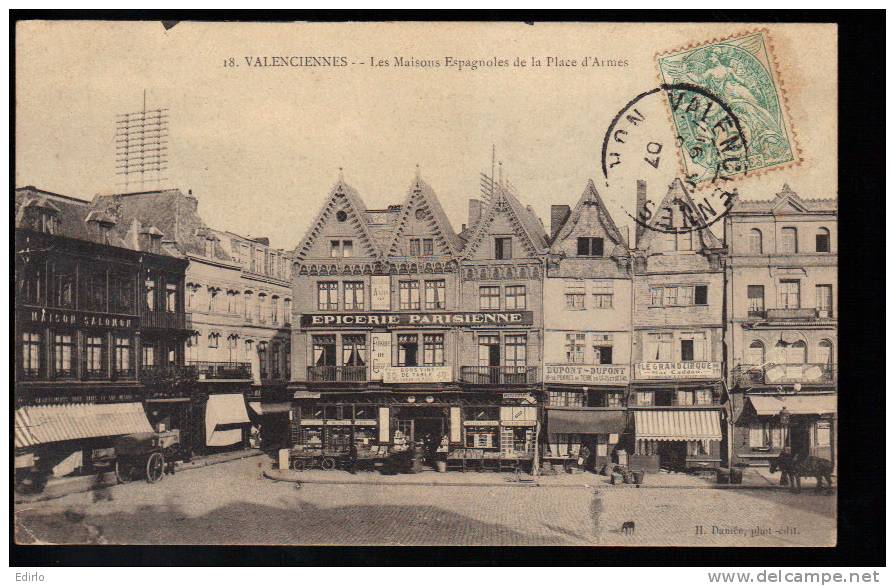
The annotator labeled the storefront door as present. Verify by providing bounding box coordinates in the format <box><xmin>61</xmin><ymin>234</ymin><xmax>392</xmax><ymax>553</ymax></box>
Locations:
<box><xmin>790</xmin><ymin>421</ymin><xmax>812</xmax><ymax>459</ymax></box>
<box><xmin>657</xmin><ymin>441</ymin><xmax>687</xmax><ymax>472</ymax></box>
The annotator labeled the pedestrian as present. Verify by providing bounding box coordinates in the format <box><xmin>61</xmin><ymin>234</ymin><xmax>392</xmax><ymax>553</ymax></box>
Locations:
<box><xmin>348</xmin><ymin>442</ymin><xmax>358</xmax><ymax>475</ymax></box>
<box><xmin>578</xmin><ymin>444</ymin><xmax>591</xmax><ymax>472</ymax></box>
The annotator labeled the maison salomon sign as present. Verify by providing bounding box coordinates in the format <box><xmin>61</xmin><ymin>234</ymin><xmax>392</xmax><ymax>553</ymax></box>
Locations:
<box><xmin>301</xmin><ymin>311</ymin><xmax>533</xmax><ymax>328</ymax></box>
<box><xmin>20</xmin><ymin>307</ymin><xmax>139</xmax><ymax>329</ymax></box>
<box><xmin>544</xmin><ymin>364</ymin><xmax>630</xmax><ymax>385</ymax></box>
<box><xmin>634</xmin><ymin>361</ymin><xmax>721</xmax><ymax>380</ymax></box>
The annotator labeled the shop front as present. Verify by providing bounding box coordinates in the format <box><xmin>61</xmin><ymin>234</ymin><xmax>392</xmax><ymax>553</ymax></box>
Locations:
<box><xmin>630</xmin><ymin>409</ymin><xmax>723</xmax><ymax>473</ymax></box>
<box><xmin>734</xmin><ymin>393</ymin><xmax>836</xmax><ymax>466</ymax></box>
<box><xmin>202</xmin><ymin>393</ymin><xmax>252</xmax><ymax>451</ymax></box>
<box><xmin>543</xmin><ymin>408</ymin><xmax>626</xmax><ymax>472</ymax></box>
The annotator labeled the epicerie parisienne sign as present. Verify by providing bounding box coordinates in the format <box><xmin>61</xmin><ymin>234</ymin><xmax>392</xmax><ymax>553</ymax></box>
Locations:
<box><xmin>634</xmin><ymin>361</ymin><xmax>721</xmax><ymax>380</ymax></box>
<box><xmin>300</xmin><ymin>311</ymin><xmax>533</xmax><ymax>328</ymax></box>
<box><xmin>544</xmin><ymin>364</ymin><xmax>630</xmax><ymax>385</ymax></box>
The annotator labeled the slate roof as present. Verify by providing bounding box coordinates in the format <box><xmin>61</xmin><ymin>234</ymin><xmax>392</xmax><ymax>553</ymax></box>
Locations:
<box><xmin>733</xmin><ymin>184</ymin><xmax>837</xmax><ymax>213</ymax></box>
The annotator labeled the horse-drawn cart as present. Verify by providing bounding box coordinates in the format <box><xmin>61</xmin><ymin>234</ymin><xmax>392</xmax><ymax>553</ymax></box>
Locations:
<box><xmin>110</xmin><ymin>430</ymin><xmax>182</xmax><ymax>484</ymax></box>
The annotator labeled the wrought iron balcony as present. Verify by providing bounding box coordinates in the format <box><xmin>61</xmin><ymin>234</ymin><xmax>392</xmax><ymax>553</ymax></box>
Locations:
<box><xmin>460</xmin><ymin>366</ymin><xmax>539</xmax><ymax>385</ymax></box>
<box><xmin>734</xmin><ymin>363</ymin><xmax>837</xmax><ymax>386</ymax></box>
<box><xmin>188</xmin><ymin>360</ymin><xmax>253</xmax><ymax>380</ymax></box>
<box><xmin>306</xmin><ymin>365</ymin><xmax>367</xmax><ymax>383</ymax></box>
<box><xmin>139</xmin><ymin>364</ymin><xmax>199</xmax><ymax>387</ymax></box>
<box><xmin>141</xmin><ymin>309</ymin><xmax>193</xmax><ymax>330</ymax></box>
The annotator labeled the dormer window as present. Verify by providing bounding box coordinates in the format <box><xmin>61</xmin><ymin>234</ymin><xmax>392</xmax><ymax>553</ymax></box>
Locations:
<box><xmin>99</xmin><ymin>223</ymin><xmax>112</xmax><ymax>244</ymax></box>
<box><xmin>577</xmin><ymin>237</ymin><xmax>604</xmax><ymax>257</ymax></box>
<box><xmin>149</xmin><ymin>234</ymin><xmax>161</xmax><ymax>254</ymax></box>
<box><xmin>32</xmin><ymin>210</ymin><xmax>58</xmax><ymax>234</ymax></box>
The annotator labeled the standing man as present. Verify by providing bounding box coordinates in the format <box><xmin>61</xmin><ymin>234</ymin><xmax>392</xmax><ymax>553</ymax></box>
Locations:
<box><xmin>348</xmin><ymin>442</ymin><xmax>358</xmax><ymax>475</ymax></box>
<box><xmin>578</xmin><ymin>443</ymin><xmax>592</xmax><ymax>472</ymax></box>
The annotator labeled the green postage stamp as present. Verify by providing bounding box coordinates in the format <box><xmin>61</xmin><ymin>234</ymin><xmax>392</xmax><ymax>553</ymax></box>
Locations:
<box><xmin>657</xmin><ymin>30</ymin><xmax>800</xmax><ymax>182</ymax></box>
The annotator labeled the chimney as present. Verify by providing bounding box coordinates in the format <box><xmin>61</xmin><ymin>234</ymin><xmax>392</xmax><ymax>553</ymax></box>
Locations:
<box><xmin>254</xmin><ymin>237</ymin><xmax>270</xmax><ymax>246</ymax></box>
<box><xmin>635</xmin><ymin>180</ymin><xmax>647</xmax><ymax>245</ymax></box>
<box><xmin>468</xmin><ymin>199</ymin><xmax>482</xmax><ymax>228</ymax></box>
<box><xmin>550</xmin><ymin>205</ymin><xmax>571</xmax><ymax>240</ymax></box>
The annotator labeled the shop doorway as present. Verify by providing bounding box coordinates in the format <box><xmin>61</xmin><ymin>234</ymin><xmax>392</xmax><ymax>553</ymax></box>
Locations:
<box><xmin>790</xmin><ymin>421</ymin><xmax>812</xmax><ymax>459</ymax></box>
<box><xmin>657</xmin><ymin>441</ymin><xmax>687</xmax><ymax>472</ymax></box>
<box><xmin>392</xmin><ymin>407</ymin><xmax>447</xmax><ymax>466</ymax></box>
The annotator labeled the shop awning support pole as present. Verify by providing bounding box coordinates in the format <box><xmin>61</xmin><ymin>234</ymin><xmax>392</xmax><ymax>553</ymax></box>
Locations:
<box><xmin>532</xmin><ymin>418</ymin><xmax>541</xmax><ymax>476</ymax></box>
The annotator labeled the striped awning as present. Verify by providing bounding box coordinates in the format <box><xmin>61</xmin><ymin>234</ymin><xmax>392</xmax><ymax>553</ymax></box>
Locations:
<box><xmin>15</xmin><ymin>403</ymin><xmax>154</xmax><ymax>449</ymax></box>
<box><xmin>634</xmin><ymin>409</ymin><xmax>722</xmax><ymax>441</ymax></box>
<box><xmin>747</xmin><ymin>395</ymin><xmax>836</xmax><ymax>416</ymax></box>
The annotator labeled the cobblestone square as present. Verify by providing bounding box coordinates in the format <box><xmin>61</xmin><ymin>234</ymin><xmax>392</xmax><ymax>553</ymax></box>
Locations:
<box><xmin>15</xmin><ymin>456</ymin><xmax>836</xmax><ymax>546</ymax></box>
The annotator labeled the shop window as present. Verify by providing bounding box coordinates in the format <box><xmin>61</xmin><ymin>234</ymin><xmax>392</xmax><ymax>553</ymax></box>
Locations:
<box><xmin>815</xmin><ymin>228</ymin><xmax>830</xmax><ymax>253</ymax></box>
<box><xmin>500</xmin><ymin>284</ymin><xmax>523</xmax><ymax>310</ymax></box>
<box><xmin>815</xmin><ymin>421</ymin><xmax>831</xmax><ymax>447</ymax></box>
<box><xmin>645</xmin><ymin>333</ymin><xmax>673</xmax><ymax>362</ymax></box>
<box><xmin>565</xmin><ymin>333</ymin><xmax>585</xmax><ymax>364</ymax></box>
<box><xmin>605</xmin><ymin>393</ymin><xmax>623</xmax><ymax>408</ymax></box>
<box><xmin>312</xmin><ymin>335</ymin><xmax>336</xmax><ymax>367</ymax></box>
<box><xmin>577</xmin><ymin>237</ymin><xmax>604</xmax><ymax>257</ymax></box>
<box><xmin>494</xmin><ymin>237</ymin><xmax>513</xmax><ymax>260</ymax></box>
<box><xmin>816</xmin><ymin>285</ymin><xmax>833</xmax><ymax>318</ymax></box>
<box><xmin>464</xmin><ymin>407</ymin><xmax>499</xmax><ymax>422</ymax></box>
<box><xmin>780</xmin><ymin>227</ymin><xmax>798</xmax><ymax>254</ymax></box>
<box><xmin>675</xmin><ymin>390</ymin><xmax>693</xmax><ymax>406</ymax></box>
<box><xmin>694</xmin><ymin>389</ymin><xmax>713</xmax><ymax>406</ymax></box>
<box><xmin>547</xmin><ymin>434</ymin><xmax>581</xmax><ymax>457</ymax></box>
<box><xmin>747</xmin><ymin>285</ymin><xmax>765</xmax><ymax>315</ymax></box>
<box><xmin>465</xmin><ymin>428</ymin><xmax>497</xmax><ymax>448</ymax></box>
<box><xmin>113</xmin><ymin>335</ymin><xmax>133</xmax><ymax>377</ymax></box>
<box><xmin>342</xmin><ymin>335</ymin><xmax>367</xmax><ymax>367</ymax></box>
<box><xmin>317</xmin><ymin>282</ymin><xmax>339</xmax><ymax>311</ymax></box>
<box><xmin>547</xmin><ymin>391</ymin><xmax>584</xmax><ymax>408</ymax></box>
<box><xmin>344</xmin><ymin>281</ymin><xmax>365</xmax><ymax>311</ymax></box>
<box><xmin>653</xmin><ymin>390</ymin><xmax>674</xmax><ymax>407</ymax></box>
<box><xmin>565</xmin><ymin>286</ymin><xmax>585</xmax><ymax>310</ymax></box>
<box><xmin>749</xmin><ymin>421</ymin><xmax>783</xmax><ymax>448</ymax></box>
<box><xmin>779</xmin><ymin>280</ymin><xmax>800</xmax><ymax>309</ymax></box>
<box><xmin>748</xmin><ymin>229</ymin><xmax>763</xmax><ymax>254</ymax></box>
<box><xmin>397</xmin><ymin>334</ymin><xmax>419</xmax><ymax>367</ymax></box>
<box><xmin>680</xmin><ymin>332</ymin><xmax>707</xmax><ymax>361</ymax></box>
<box><xmin>399</xmin><ymin>281</ymin><xmax>420</xmax><ymax>310</ymax></box>
<box><xmin>479</xmin><ymin>286</ymin><xmax>500</xmax><ymax>310</ymax></box>
<box><xmin>324</xmin><ymin>405</ymin><xmax>344</xmax><ymax>420</ymax></box>
<box><xmin>425</xmin><ymin>280</ymin><xmax>445</xmax><ymax>310</ymax></box>
<box><xmin>53</xmin><ymin>333</ymin><xmax>75</xmax><ymax>378</ymax></box>
<box><xmin>635</xmin><ymin>391</ymin><xmax>654</xmax><ymax>406</ymax></box>
<box><xmin>687</xmin><ymin>441</ymin><xmax>709</xmax><ymax>457</ymax></box>
<box><xmin>354</xmin><ymin>405</ymin><xmax>374</xmax><ymax>420</ymax></box>
<box><xmin>21</xmin><ymin>331</ymin><xmax>42</xmax><ymax>378</ymax></box>
<box><xmin>423</xmin><ymin>334</ymin><xmax>444</xmax><ymax>366</ymax></box>
<box><xmin>592</xmin><ymin>281</ymin><xmax>613</xmax><ymax>308</ymax></box>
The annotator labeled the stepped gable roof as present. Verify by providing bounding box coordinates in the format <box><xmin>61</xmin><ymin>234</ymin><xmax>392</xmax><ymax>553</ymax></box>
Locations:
<box><xmin>385</xmin><ymin>176</ymin><xmax>461</xmax><ymax>257</ymax></box>
<box><xmin>462</xmin><ymin>182</ymin><xmax>547</xmax><ymax>259</ymax></box>
<box><xmin>92</xmin><ymin>188</ymin><xmax>226</xmax><ymax>260</ymax></box>
<box><xmin>636</xmin><ymin>179</ymin><xmax>723</xmax><ymax>252</ymax></box>
<box><xmin>733</xmin><ymin>184</ymin><xmax>837</xmax><ymax>213</ymax></box>
<box><xmin>549</xmin><ymin>179</ymin><xmax>628</xmax><ymax>255</ymax></box>
<box><xmin>294</xmin><ymin>179</ymin><xmax>381</xmax><ymax>261</ymax></box>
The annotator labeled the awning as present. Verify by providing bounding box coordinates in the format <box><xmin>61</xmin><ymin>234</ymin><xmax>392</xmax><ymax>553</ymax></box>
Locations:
<box><xmin>14</xmin><ymin>403</ymin><xmax>153</xmax><ymax>449</ymax></box>
<box><xmin>248</xmin><ymin>401</ymin><xmax>293</xmax><ymax>415</ymax></box>
<box><xmin>634</xmin><ymin>409</ymin><xmax>722</xmax><ymax>441</ymax></box>
<box><xmin>547</xmin><ymin>409</ymin><xmax>627</xmax><ymax>435</ymax></box>
<box><xmin>747</xmin><ymin>395</ymin><xmax>837</xmax><ymax>416</ymax></box>
<box><xmin>206</xmin><ymin>394</ymin><xmax>250</xmax><ymax>447</ymax></box>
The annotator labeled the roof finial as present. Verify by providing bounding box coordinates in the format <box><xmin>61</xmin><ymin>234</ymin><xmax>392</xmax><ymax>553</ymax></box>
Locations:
<box><xmin>498</xmin><ymin>161</ymin><xmax>504</xmax><ymax>189</ymax></box>
<box><xmin>338</xmin><ymin>166</ymin><xmax>344</xmax><ymax>183</ymax></box>
<box><xmin>415</xmin><ymin>163</ymin><xmax>421</xmax><ymax>185</ymax></box>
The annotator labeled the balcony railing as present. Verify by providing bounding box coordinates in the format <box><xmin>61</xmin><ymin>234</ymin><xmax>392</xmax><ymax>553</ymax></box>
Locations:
<box><xmin>188</xmin><ymin>361</ymin><xmax>253</xmax><ymax>380</ymax></box>
<box><xmin>141</xmin><ymin>309</ymin><xmax>193</xmax><ymax>330</ymax></box>
<box><xmin>140</xmin><ymin>364</ymin><xmax>199</xmax><ymax>386</ymax></box>
<box><xmin>734</xmin><ymin>363</ymin><xmax>837</xmax><ymax>385</ymax></box>
<box><xmin>306</xmin><ymin>365</ymin><xmax>367</xmax><ymax>383</ymax></box>
<box><xmin>460</xmin><ymin>366</ymin><xmax>539</xmax><ymax>385</ymax></box>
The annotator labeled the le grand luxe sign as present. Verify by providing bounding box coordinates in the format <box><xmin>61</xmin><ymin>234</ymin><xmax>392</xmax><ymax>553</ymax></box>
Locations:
<box><xmin>301</xmin><ymin>311</ymin><xmax>533</xmax><ymax>328</ymax></box>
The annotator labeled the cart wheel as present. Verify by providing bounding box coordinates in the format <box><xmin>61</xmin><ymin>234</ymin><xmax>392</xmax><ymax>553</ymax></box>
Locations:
<box><xmin>321</xmin><ymin>456</ymin><xmax>336</xmax><ymax>470</ymax></box>
<box><xmin>114</xmin><ymin>460</ymin><xmax>131</xmax><ymax>484</ymax></box>
<box><xmin>291</xmin><ymin>458</ymin><xmax>306</xmax><ymax>471</ymax></box>
<box><xmin>146</xmin><ymin>452</ymin><xmax>165</xmax><ymax>484</ymax></box>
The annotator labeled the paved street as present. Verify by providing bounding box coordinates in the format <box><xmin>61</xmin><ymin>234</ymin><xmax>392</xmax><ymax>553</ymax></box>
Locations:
<box><xmin>15</xmin><ymin>456</ymin><xmax>836</xmax><ymax>546</ymax></box>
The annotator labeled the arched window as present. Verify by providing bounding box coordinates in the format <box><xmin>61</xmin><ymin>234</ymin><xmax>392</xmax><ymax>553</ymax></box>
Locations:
<box><xmin>816</xmin><ymin>228</ymin><xmax>831</xmax><ymax>252</ymax></box>
<box><xmin>748</xmin><ymin>340</ymin><xmax>765</xmax><ymax>366</ymax></box>
<box><xmin>748</xmin><ymin>229</ymin><xmax>763</xmax><ymax>254</ymax></box>
<box><xmin>244</xmin><ymin>290</ymin><xmax>254</xmax><ymax>320</ymax></box>
<box><xmin>781</xmin><ymin>227</ymin><xmax>798</xmax><ymax>254</ymax></box>
<box><xmin>778</xmin><ymin>340</ymin><xmax>807</xmax><ymax>365</ymax></box>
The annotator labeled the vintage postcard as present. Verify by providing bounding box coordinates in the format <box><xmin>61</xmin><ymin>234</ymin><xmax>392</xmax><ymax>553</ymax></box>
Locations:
<box><xmin>14</xmin><ymin>19</ymin><xmax>838</xmax><ymax>547</ymax></box>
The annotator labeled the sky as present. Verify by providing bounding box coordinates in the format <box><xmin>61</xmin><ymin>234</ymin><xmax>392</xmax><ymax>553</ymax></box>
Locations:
<box><xmin>15</xmin><ymin>21</ymin><xmax>837</xmax><ymax>250</ymax></box>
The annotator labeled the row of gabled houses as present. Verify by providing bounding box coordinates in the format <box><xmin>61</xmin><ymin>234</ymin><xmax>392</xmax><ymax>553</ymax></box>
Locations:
<box><xmin>14</xmin><ymin>171</ymin><xmax>836</xmax><ymax>480</ymax></box>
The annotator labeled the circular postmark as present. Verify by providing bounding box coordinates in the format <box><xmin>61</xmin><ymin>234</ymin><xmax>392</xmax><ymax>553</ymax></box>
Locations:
<box><xmin>600</xmin><ymin>83</ymin><xmax>748</xmax><ymax>234</ymax></box>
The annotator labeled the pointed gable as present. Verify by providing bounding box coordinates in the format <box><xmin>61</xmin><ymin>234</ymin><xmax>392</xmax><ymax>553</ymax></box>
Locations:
<box><xmin>770</xmin><ymin>184</ymin><xmax>809</xmax><ymax>213</ymax></box>
<box><xmin>462</xmin><ymin>184</ymin><xmax>547</xmax><ymax>260</ymax></box>
<box><xmin>550</xmin><ymin>179</ymin><xmax>628</xmax><ymax>256</ymax></box>
<box><xmin>294</xmin><ymin>180</ymin><xmax>381</xmax><ymax>261</ymax></box>
<box><xmin>637</xmin><ymin>179</ymin><xmax>723</xmax><ymax>254</ymax></box>
<box><xmin>386</xmin><ymin>177</ymin><xmax>460</xmax><ymax>258</ymax></box>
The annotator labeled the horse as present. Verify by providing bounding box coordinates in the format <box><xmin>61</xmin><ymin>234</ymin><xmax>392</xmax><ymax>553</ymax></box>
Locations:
<box><xmin>770</xmin><ymin>453</ymin><xmax>833</xmax><ymax>493</ymax></box>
